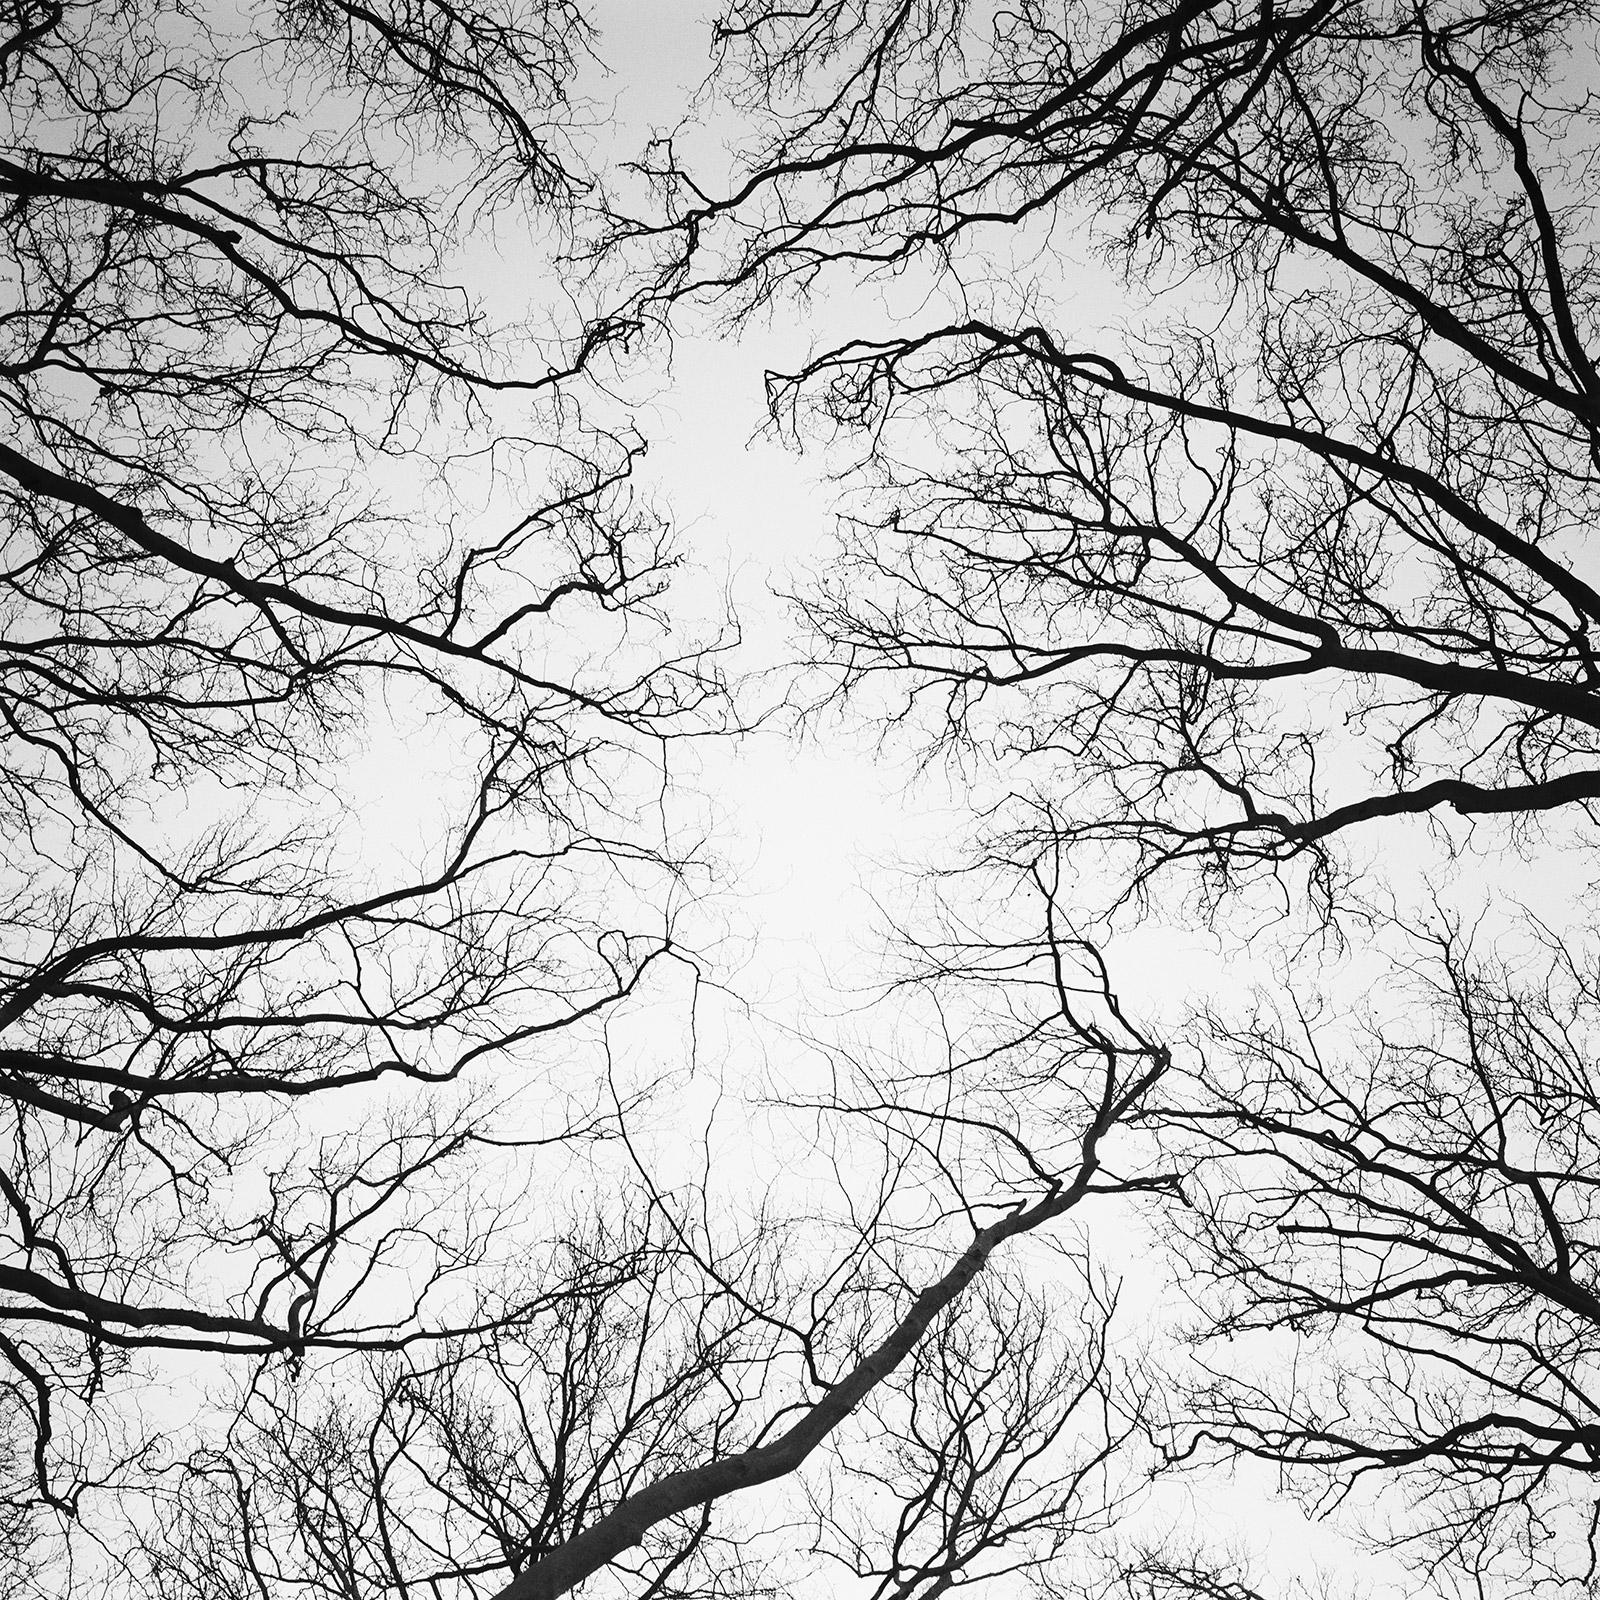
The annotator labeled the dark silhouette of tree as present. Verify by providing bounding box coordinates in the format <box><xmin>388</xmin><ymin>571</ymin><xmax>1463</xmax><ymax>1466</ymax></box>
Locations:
<box><xmin>1153</xmin><ymin>915</ymin><xmax>1600</xmax><ymax>1595</ymax></box>
<box><xmin>30</xmin><ymin>0</ymin><xmax>1600</xmax><ymax>1589</ymax></box>
<box><xmin>604</xmin><ymin>0</ymin><xmax>1600</xmax><ymax>1590</ymax></box>
<box><xmin>0</xmin><ymin>0</ymin><xmax>723</xmax><ymax>1537</ymax></box>
<box><xmin>110</xmin><ymin>864</ymin><xmax>1172</xmax><ymax>1600</ymax></box>
<box><xmin>630</xmin><ymin>0</ymin><xmax>1600</xmax><ymax>914</ymax></box>
<box><xmin>3</xmin><ymin>3</ymin><xmax>1180</xmax><ymax>1594</ymax></box>
<box><xmin>801</xmin><ymin>1262</ymin><xmax>1144</xmax><ymax>1600</ymax></box>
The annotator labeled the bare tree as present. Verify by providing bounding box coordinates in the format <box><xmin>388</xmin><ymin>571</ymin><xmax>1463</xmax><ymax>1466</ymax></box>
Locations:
<box><xmin>1150</xmin><ymin>915</ymin><xmax>1600</xmax><ymax>1595</ymax></box>
<box><xmin>39</xmin><ymin>0</ymin><xmax>1600</xmax><ymax>1589</ymax></box>
<box><xmin>626</xmin><ymin>0</ymin><xmax>1600</xmax><ymax>912</ymax></box>
<box><xmin>597</xmin><ymin>0</ymin><xmax>1600</xmax><ymax>1590</ymax></box>
<box><xmin>0</xmin><ymin>0</ymin><xmax>726</xmax><ymax>1537</ymax></box>
<box><xmin>1</xmin><ymin>3</ymin><xmax>1188</xmax><ymax>1594</ymax></box>
<box><xmin>107</xmin><ymin>860</ymin><xmax>1172</xmax><ymax>1600</ymax></box>
<box><xmin>802</xmin><ymin>1261</ymin><xmax>1143</xmax><ymax>1600</ymax></box>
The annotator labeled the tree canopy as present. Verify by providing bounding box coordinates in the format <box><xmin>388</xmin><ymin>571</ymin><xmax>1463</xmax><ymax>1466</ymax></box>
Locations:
<box><xmin>6</xmin><ymin>1</ymin><xmax>1600</xmax><ymax>1598</ymax></box>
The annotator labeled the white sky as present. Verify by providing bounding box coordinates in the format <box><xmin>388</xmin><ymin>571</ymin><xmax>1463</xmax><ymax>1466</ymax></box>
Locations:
<box><xmin>9</xmin><ymin>6</ymin><xmax>1594</xmax><ymax>1598</ymax></box>
<box><xmin>113</xmin><ymin>6</ymin><xmax>1581</xmax><ymax>1594</ymax></box>
<box><xmin>555</xmin><ymin>14</ymin><xmax>1593</xmax><ymax>1598</ymax></box>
